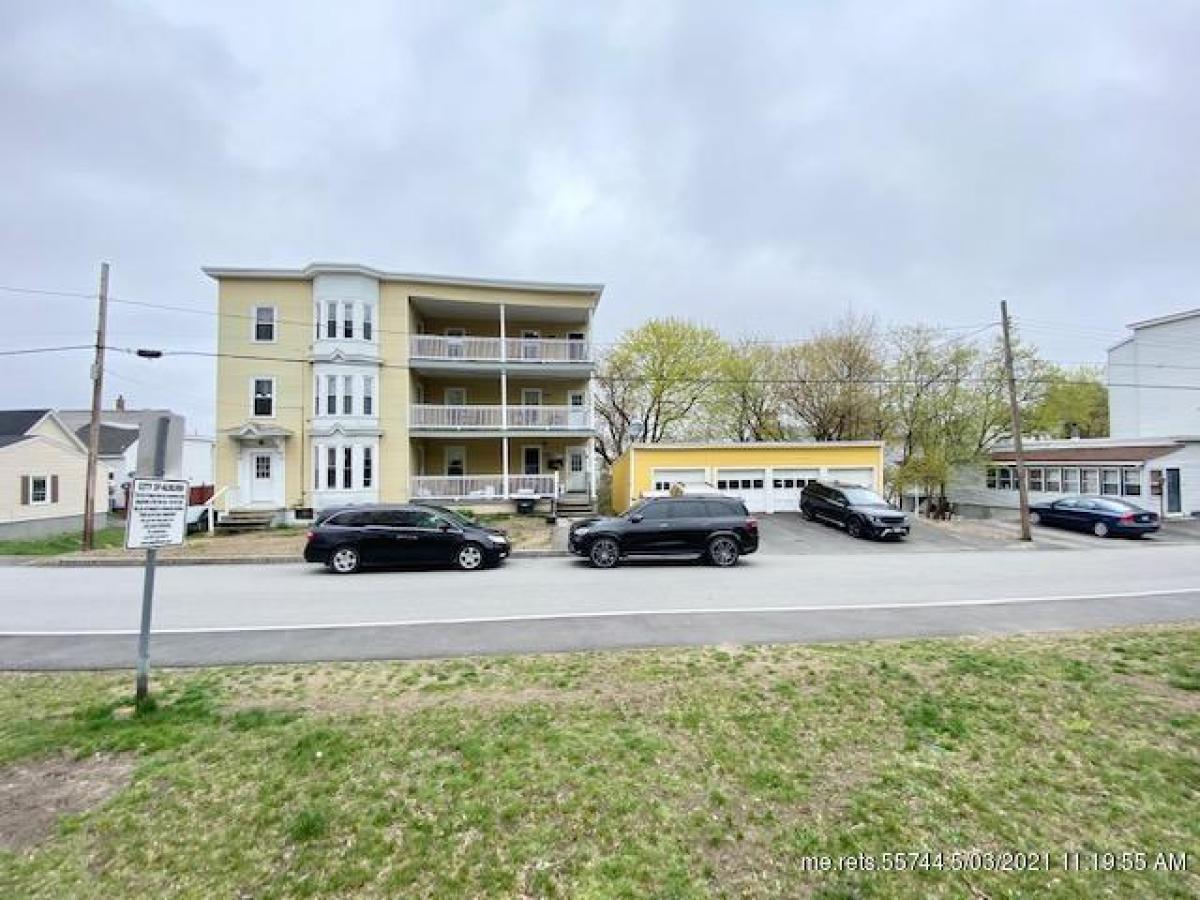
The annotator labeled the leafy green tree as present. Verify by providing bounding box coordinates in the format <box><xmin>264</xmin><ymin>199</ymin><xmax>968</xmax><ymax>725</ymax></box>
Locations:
<box><xmin>1027</xmin><ymin>366</ymin><xmax>1108</xmax><ymax>438</ymax></box>
<box><xmin>595</xmin><ymin>318</ymin><xmax>726</xmax><ymax>464</ymax></box>
<box><xmin>703</xmin><ymin>340</ymin><xmax>787</xmax><ymax>442</ymax></box>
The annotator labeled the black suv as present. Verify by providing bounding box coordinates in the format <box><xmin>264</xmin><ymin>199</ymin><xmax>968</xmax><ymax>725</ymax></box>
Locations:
<box><xmin>800</xmin><ymin>481</ymin><xmax>909</xmax><ymax>540</ymax></box>
<box><xmin>568</xmin><ymin>496</ymin><xmax>759</xmax><ymax>568</ymax></box>
<box><xmin>304</xmin><ymin>504</ymin><xmax>510</xmax><ymax>573</ymax></box>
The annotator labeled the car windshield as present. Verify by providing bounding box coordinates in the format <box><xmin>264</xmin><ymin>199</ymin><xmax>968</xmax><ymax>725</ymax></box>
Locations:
<box><xmin>843</xmin><ymin>488</ymin><xmax>888</xmax><ymax>505</ymax></box>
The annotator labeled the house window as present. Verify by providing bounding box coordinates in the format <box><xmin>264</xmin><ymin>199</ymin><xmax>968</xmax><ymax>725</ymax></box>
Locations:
<box><xmin>343</xmin><ymin>446</ymin><xmax>353</xmax><ymax>489</ymax></box>
<box><xmin>343</xmin><ymin>302</ymin><xmax>354</xmax><ymax>339</ymax></box>
<box><xmin>1028</xmin><ymin>468</ymin><xmax>1043</xmax><ymax>492</ymax></box>
<box><xmin>1044</xmin><ymin>467</ymin><xmax>1061</xmax><ymax>493</ymax></box>
<box><xmin>252</xmin><ymin>378</ymin><xmax>274</xmax><ymax>417</ymax></box>
<box><xmin>314</xmin><ymin>447</ymin><xmax>321</xmax><ymax>490</ymax></box>
<box><xmin>1081</xmin><ymin>468</ymin><xmax>1100</xmax><ymax>494</ymax></box>
<box><xmin>363</xmin><ymin>305</ymin><xmax>373</xmax><ymax>341</ymax></box>
<box><xmin>342</xmin><ymin>375</ymin><xmax>353</xmax><ymax>415</ymax></box>
<box><xmin>326</xmin><ymin>447</ymin><xmax>337</xmax><ymax>489</ymax></box>
<box><xmin>521</xmin><ymin>388</ymin><xmax>542</xmax><ymax>406</ymax></box>
<box><xmin>326</xmin><ymin>302</ymin><xmax>337</xmax><ymax>339</ymax></box>
<box><xmin>326</xmin><ymin>375</ymin><xmax>337</xmax><ymax>415</ymax></box>
<box><xmin>253</xmin><ymin>306</ymin><xmax>276</xmax><ymax>342</ymax></box>
<box><xmin>1101</xmin><ymin>468</ymin><xmax>1120</xmax><ymax>496</ymax></box>
<box><xmin>363</xmin><ymin>446</ymin><xmax>373</xmax><ymax>488</ymax></box>
<box><xmin>1063</xmin><ymin>467</ymin><xmax>1080</xmax><ymax>493</ymax></box>
<box><xmin>986</xmin><ymin>467</ymin><xmax>997</xmax><ymax>489</ymax></box>
<box><xmin>1121</xmin><ymin>467</ymin><xmax>1141</xmax><ymax>496</ymax></box>
<box><xmin>363</xmin><ymin>376</ymin><xmax>374</xmax><ymax>416</ymax></box>
<box><xmin>997</xmin><ymin>467</ymin><xmax>1013</xmax><ymax>490</ymax></box>
<box><xmin>30</xmin><ymin>476</ymin><xmax>48</xmax><ymax>504</ymax></box>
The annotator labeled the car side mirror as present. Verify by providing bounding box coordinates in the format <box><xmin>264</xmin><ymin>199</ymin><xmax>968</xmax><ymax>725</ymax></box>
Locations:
<box><xmin>629</xmin><ymin>513</ymin><xmax>644</xmax><ymax>523</ymax></box>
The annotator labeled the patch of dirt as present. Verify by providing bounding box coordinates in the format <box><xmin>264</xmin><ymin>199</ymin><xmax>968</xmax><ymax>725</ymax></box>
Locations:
<box><xmin>0</xmin><ymin>754</ymin><xmax>135</xmax><ymax>850</ymax></box>
<box><xmin>1115</xmin><ymin>673</ymin><xmax>1200</xmax><ymax>713</ymax></box>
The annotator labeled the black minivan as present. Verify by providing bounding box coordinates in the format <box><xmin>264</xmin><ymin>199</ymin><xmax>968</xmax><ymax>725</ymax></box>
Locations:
<box><xmin>304</xmin><ymin>504</ymin><xmax>510</xmax><ymax>573</ymax></box>
<box><xmin>800</xmin><ymin>481</ymin><xmax>910</xmax><ymax>540</ymax></box>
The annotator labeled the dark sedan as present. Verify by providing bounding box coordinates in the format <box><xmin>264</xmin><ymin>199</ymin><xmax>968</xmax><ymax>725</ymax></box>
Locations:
<box><xmin>1030</xmin><ymin>497</ymin><xmax>1160</xmax><ymax>538</ymax></box>
<box><xmin>304</xmin><ymin>504</ymin><xmax>509</xmax><ymax>573</ymax></box>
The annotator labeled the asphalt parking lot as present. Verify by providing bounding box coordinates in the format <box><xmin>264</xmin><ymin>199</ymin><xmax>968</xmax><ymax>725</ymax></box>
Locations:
<box><xmin>756</xmin><ymin>512</ymin><xmax>1200</xmax><ymax>554</ymax></box>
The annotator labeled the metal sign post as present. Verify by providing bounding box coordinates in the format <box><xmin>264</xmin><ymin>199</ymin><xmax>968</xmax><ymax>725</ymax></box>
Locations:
<box><xmin>125</xmin><ymin>416</ymin><xmax>187</xmax><ymax>703</ymax></box>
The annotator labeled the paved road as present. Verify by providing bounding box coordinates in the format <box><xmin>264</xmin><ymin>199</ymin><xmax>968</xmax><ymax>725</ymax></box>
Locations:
<box><xmin>2</xmin><ymin>544</ymin><xmax>1199</xmax><ymax>668</ymax></box>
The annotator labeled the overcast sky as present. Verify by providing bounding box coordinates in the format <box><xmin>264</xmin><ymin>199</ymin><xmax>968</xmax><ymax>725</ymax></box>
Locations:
<box><xmin>2</xmin><ymin>0</ymin><xmax>1197</xmax><ymax>434</ymax></box>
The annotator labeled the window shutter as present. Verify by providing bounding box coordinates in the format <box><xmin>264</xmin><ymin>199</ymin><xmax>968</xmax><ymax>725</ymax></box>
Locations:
<box><xmin>51</xmin><ymin>475</ymin><xmax>60</xmax><ymax>503</ymax></box>
<box><xmin>20</xmin><ymin>476</ymin><xmax>29</xmax><ymax>505</ymax></box>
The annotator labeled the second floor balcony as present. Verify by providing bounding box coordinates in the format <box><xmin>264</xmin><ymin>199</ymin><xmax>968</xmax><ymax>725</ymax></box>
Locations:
<box><xmin>409</xmin><ymin>334</ymin><xmax>592</xmax><ymax>365</ymax></box>
<box><xmin>410</xmin><ymin>403</ymin><xmax>593</xmax><ymax>432</ymax></box>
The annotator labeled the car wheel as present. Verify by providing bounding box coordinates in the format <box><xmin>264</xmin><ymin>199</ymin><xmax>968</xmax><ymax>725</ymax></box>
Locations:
<box><xmin>847</xmin><ymin>517</ymin><xmax>865</xmax><ymax>539</ymax></box>
<box><xmin>455</xmin><ymin>542</ymin><xmax>486</xmax><ymax>571</ymax></box>
<box><xmin>1093</xmin><ymin>521</ymin><xmax>1109</xmax><ymax>538</ymax></box>
<box><xmin>328</xmin><ymin>546</ymin><xmax>360</xmax><ymax>574</ymax></box>
<box><xmin>589</xmin><ymin>537</ymin><xmax>620</xmax><ymax>569</ymax></box>
<box><xmin>708</xmin><ymin>535</ymin><xmax>740</xmax><ymax>567</ymax></box>
<box><xmin>1030</xmin><ymin>511</ymin><xmax>1041</xmax><ymax>526</ymax></box>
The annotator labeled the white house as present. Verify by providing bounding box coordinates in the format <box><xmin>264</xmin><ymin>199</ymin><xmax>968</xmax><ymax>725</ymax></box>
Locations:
<box><xmin>0</xmin><ymin>409</ymin><xmax>110</xmax><ymax>539</ymax></box>
<box><xmin>951</xmin><ymin>307</ymin><xmax>1200</xmax><ymax>519</ymax></box>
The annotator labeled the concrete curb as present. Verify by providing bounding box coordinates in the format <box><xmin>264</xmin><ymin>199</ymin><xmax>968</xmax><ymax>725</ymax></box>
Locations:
<box><xmin>29</xmin><ymin>549</ymin><xmax>572</xmax><ymax>567</ymax></box>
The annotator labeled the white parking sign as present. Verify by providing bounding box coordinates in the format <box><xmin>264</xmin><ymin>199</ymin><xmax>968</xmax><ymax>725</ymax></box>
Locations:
<box><xmin>125</xmin><ymin>478</ymin><xmax>189</xmax><ymax>549</ymax></box>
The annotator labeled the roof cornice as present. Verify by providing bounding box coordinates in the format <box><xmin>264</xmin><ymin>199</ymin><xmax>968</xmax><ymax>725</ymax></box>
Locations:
<box><xmin>201</xmin><ymin>262</ymin><xmax>604</xmax><ymax>298</ymax></box>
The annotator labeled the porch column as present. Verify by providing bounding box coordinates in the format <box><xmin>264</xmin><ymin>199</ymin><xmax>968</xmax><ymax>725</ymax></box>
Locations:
<box><xmin>502</xmin><ymin>436</ymin><xmax>510</xmax><ymax>497</ymax></box>
<box><xmin>587</xmin><ymin>435</ymin><xmax>596</xmax><ymax>501</ymax></box>
<box><xmin>500</xmin><ymin>303</ymin><xmax>509</xmax><ymax>498</ymax></box>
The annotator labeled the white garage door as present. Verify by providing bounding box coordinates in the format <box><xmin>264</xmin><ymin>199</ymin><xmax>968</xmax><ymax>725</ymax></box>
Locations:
<box><xmin>650</xmin><ymin>468</ymin><xmax>707</xmax><ymax>491</ymax></box>
<box><xmin>827</xmin><ymin>467</ymin><xmax>875</xmax><ymax>489</ymax></box>
<box><xmin>772</xmin><ymin>468</ymin><xmax>820</xmax><ymax>512</ymax></box>
<box><xmin>716</xmin><ymin>468</ymin><xmax>769</xmax><ymax>512</ymax></box>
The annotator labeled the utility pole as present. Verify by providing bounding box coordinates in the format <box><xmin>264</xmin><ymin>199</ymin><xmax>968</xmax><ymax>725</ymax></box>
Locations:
<box><xmin>82</xmin><ymin>262</ymin><xmax>110</xmax><ymax>550</ymax></box>
<box><xmin>1000</xmin><ymin>299</ymin><xmax>1032</xmax><ymax>541</ymax></box>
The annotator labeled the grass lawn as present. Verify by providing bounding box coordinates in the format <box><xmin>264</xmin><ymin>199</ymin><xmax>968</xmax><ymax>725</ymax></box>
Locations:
<box><xmin>0</xmin><ymin>626</ymin><xmax>1196</xmax><ymax>898</ymax></box>
<box><xmin>0</xmin><ymin>526</ymin><xmax>125</xmax><ymax>556</ymax></box>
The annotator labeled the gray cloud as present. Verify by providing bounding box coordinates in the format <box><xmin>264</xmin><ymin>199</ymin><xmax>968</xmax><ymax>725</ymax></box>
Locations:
<box><xmin>1</xmin><ymin>0</ymin><xmax>1197</xmax><ymax>433</ymax></box>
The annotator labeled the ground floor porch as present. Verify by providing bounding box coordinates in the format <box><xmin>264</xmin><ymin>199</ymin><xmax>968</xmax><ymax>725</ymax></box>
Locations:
<box><xmin>409</xmin><ymin>436</ymin><xmax>596</xmax><ymax>502</ymax></box>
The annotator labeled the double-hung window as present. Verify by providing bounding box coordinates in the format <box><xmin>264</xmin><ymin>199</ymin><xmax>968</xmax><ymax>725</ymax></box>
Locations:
<box><xmin>252</xmin><ymin>378</ymin><xmax>274</xmax><ymax>417</ymax></box>
<box><xmin>343</xmin><ymin>302</ymin><xmax>354</xmax><ymax>339</ymax></box>
<box><xmin>326</xmin><ymin>447</ymin><xmax>337</xmax><ymax>489</ymax></box>
<box><xmin>1044</xmin><ymin>467</ymin><xmax>1061</xmax><ymax>492</ymax></box>
<box><xmin>1101</xmin><ymin>468</ymin><xmax>1120</xmax><ymax>496</ymax></box>
<box><xmin>343</xmin><ymin>446</ymin><xmax>353</xmax><ymax>489</ymax></box>
<box><xmin>1028</xmin><ymin>468</ymin><xmax>1043</xmax><ymax>492</ymax></box>
<box><xmin>363</xmin><ymin>305</ymin><xmax>373</xmax><ymax>341</ymax></box>
<box><xmin>997</xmin><ymin>467</ymin><xmax>1013</xmax><ymax>490</ymax></box>
<box><xmin>30</xmin><ymin>476</ymin><xmax>49</xmax><ymax>504</ymax></box>
<box><xmin>326</xmin><ymin>302</ymin><xmax>337</xmax><ymax>339</ymax></box>
<box><xmin>326</xmin><ymin>375</ymin><xmax>337</xmax><ymax>415</ymax></box>
<box><xmin>1121</xmin><ymin>467</ymin><xmax>1141</xmax><ymax>496</ymax></box>
<box><xmin>253</xmin><ymin>306</ymin><xmax>276</xmax><ymax>342</ymax></box>
<box><xmin>1062</xmin><ymin>467</ymin><xmax>1080</xmax><ymax>493</ymax></box>
<box><xmin>342</xmin><ymin>375</ymin><xmax>353</xmax><ymax>415</ymax></box>
<box><xmin>363</xmin><ymin>376</ymin><xmax>374</xmax><ymax>416</ymax></box>
<box><xmin>363</xmin><ymin>446</ymin><xmax>373</xmax><ymax>488</ymax></box>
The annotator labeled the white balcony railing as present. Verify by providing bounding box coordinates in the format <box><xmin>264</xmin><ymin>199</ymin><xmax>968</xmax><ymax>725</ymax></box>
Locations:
<box><xmin>410</xmin><ymin>404</ymin><xmax>592</xmax><ymax>430</ymax></box>
<box><xmin>410</xmin><ymin>334</ymin><xmax>503</xmax><ymax>361</ymax></box>
<box><xmin>410</xmin><ymin>404</ymin><xmax>503</xmax><ymax>428</ymax></box>
<box><xmin>409</xmin><ymin>334</ymin><xmax>591</xmax><ymax>363</ymax></box>
<box><xmin>410</xmin><ymin>473</ymin><xmax>558</xmax><ymax>499</ymax></box>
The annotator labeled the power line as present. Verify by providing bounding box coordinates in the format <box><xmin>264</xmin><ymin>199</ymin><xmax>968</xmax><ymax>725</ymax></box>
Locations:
<box><xmin>0</xmin><ymin>344</ymin><xmax>93</xmax><ymax>357</ymax></box>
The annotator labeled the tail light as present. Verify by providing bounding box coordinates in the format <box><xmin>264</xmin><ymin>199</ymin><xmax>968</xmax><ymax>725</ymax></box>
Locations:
<box><xmin>746</xmin><ymin>517</ymin><xmax>758</xmax><ymax>531</ymax></box>
<box><xmin>1119</xmin><ymin>513</ymin><xmax>1134</xmax><ymax>523</ymax></box>
<box><xmin>305</xmin><ymin>530</ymin><xmax>315</xmax><ymax>541</ymax></box>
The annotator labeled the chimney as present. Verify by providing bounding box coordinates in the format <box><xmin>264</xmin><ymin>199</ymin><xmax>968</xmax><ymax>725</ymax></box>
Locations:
<box><xmin>115</xmin><ymin>394</ymin><xmax>126</xmax><ymax>412</ymax></box>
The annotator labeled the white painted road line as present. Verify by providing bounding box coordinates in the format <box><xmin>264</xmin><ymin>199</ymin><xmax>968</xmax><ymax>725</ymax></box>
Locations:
<box><xmin>4</xmin><ymin>586</ymin><xmax>1197</xmax><ymax>637</ymax></box>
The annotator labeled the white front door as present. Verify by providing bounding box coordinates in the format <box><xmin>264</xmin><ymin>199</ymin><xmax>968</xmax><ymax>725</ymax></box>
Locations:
<box><xmin>566</xmin><ymin>445</ymin><xmax>587</xmax><ymax>492</ymax></box>
<box><xmin>568</xmin><ymin>390</ymin><xmax>587</xmax><ymax>427</ymax></box>
<box><xmin>249</xmin><ymin>452</ymin><xmax>278</xmax><ymax>504</ymax></box>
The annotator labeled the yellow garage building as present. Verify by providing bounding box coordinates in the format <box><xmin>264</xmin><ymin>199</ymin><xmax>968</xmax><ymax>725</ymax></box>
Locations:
<box><xmin>610</xmin><ymin>442</ymin><xmax>885</xmax><ymax>514</ymax></box>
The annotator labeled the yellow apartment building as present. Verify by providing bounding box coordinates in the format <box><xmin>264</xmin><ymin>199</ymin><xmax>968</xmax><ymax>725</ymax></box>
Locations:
<box><xmin>204</xmin><ymin>263</ymin><xmax>602</xmax><ymax>523</ymax></box>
